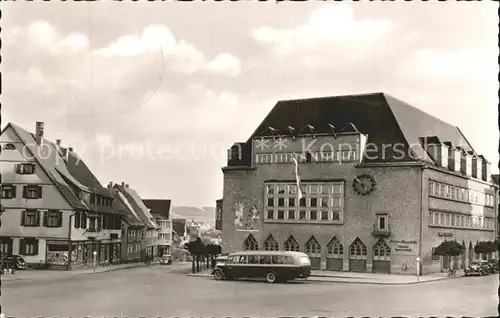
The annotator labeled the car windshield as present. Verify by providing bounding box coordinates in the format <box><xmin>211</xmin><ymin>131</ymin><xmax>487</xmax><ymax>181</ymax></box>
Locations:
<box><xmin>299</xmin><ymin>256</ymin><xmax>311</xmax><ymax>265</ymax></box>
<box><xmin>470</xmin><ymin>261</ymin><xmax>480</xmax><ymax>265</ymax></box>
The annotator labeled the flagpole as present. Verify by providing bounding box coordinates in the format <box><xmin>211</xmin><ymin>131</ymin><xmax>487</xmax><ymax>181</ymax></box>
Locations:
<box><xmin>292</xmin><ymin>158</ymin><xmax>303</xmax><ymax>199</ymax></box>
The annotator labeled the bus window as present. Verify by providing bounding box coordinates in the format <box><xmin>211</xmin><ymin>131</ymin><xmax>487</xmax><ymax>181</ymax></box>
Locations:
<box><xmin>272</xmin><ymin>255</ymin><xmax>284</xmax><ymax>264</ymax></box>
<box><xmin>261</xmin><ymin>255</ymin><xmax>272</xmax><ymax>264</ymax></box>
<box><xmin>227</xmin><ymin>256</ymin><xmax>235</xmax><ymax>264</ymax></box>
<box><xmin>285</xmin><ymin>256</ymin><xmax>294</xmax><ymax>264</ymax></box>
<box><xmin>248</xmin><ymin>255</ymin><xmax>259</xmax><ymax>264</ymax></box>
<box><xmin>237</xmin><ymin>256</ymin><xmax>247</xmax><ymax>264</ymax></box>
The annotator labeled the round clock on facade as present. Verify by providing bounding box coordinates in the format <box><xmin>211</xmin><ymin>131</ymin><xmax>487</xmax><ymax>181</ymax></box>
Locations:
<box><xmin>353</xmin><ymin>174</ymin><xmax>376</xmax><ymax>196</ymax></box>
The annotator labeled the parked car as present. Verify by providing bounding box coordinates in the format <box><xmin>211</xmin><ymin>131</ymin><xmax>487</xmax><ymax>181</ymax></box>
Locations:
<box><xmin>0</xmin><ymin>255</ymin><xmax>28</xmax><ymax>270</ymax></box>
<box><xmin>481</xmin><ymin>260</ymin><xmax>495</xmax><ymax>274</ymax></box>
<box><xmin>464</xmin><ymin>260</ymin><xmax>489</xmax><ymax>276</ymax></box>
<box><xmin>487</xmin><ymin>259</ymin><xmax>498</xmax><ymax>273</ymax></box>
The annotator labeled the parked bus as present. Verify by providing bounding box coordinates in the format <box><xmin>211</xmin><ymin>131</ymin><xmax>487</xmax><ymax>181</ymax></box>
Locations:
<box><xmin>212</xmin><ymin>250</ymin><xmax>311</xmax><ymax>283</ymax></box>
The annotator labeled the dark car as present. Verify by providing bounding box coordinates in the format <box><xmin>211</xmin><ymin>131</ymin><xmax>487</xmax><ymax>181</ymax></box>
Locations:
<box><xmin>487</xmin><ymin>259</ymin><xmax>498</xmax><ymax>273</ymax></box>
<box><xmin>0</xmin><ymin>255</ymin><xmax>28</xmax><ymax>270</ymax></box>
<box><xmin>211</xmin><ymin>255</ymin><xmax>228</xmax><ymax>278</ymax></box>
<box><xmin>464</xmin><ymin>260</ymin><xmax>489</xmax><ymax>276</ymax></box>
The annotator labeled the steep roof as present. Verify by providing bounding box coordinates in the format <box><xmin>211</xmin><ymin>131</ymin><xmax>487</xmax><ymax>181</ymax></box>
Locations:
<box><xmin>115</xmin><ymin>184</ymin><xmax>158</xmax><ymax>229</ymax></box>
<box><xmin>142</xmin><ymin>199</ymin><xmax>171</xmax><ymax>219</ymax></box>
<box><xmin>5</xmin><ymin>123</ymin><xmax>117</xmax><ymax>214</ymax></box>
<box><xmin>231</xmin><ymin>93</ymin><xmax>479</xmax><ymax>166</ymax></box>
<box><xmin>110</xmin><ymin>187</ymin><xmax>144</xmax><ymax>228</ymax></box>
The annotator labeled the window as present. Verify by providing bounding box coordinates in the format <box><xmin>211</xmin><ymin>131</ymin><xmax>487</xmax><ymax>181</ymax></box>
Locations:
<box><xmin>288</xmin><ymin>210</ymin><xmax>295</xmax><ymax>220</ymax></box>
<box><xmin>327</xmin><ymin>237</ymin><xmax>343</xmax><ymax>259</ymax></box>
<box><xmin>243</xmin><ymin>234</ymin><xmax>258</xmax><ymax>250</ymax></box>
<box><xmin>1</xmin><ymin>184</ymin><xmax>16</xmax><ymax>199</ymax></box>
<box><xmin>299</xmin><ymin>210</ymin><xmax>306</xmax><ymax>220</ymax></box>
<box><xmin>21</xmin><ymin>209</ymin><xmax>40</xmax><ymax>227</ymax></box>
<box><xmin>248</xmin><ymin>255</ymin><xmax>259</xmax><ymax>264</ymax></box>
<box><xmin>284</xmin><ymin>236</ymin><xmax>299</xmax><ymax>252</ymax></box>
<box><xmin>266</xmin><ymin>210</ymin><xmax>274</xmax><ymax>220</ymax></box>
<box><xmin>44</xmin><ymin>210</ymin><xmax>62</xmax><ymax>227</ymax></box>
<box><xmin>22</xmin><ymin>185</ymin><xmax>42</xmax><ymax>199</ymax></box>
<box><xmin>16</xmin><ymin>163</ymin><xmax>35</xmax><ymax>174</ymax></box>
<box><xmin>321</xmin><ymin>211</ymin><xmax>329</xmax><ymax>220</ymax></box>
<box><xmin>288</xmin><ymin>198</ymin><xmax>295</xmax><ymax>208</ymax></box>
<box><xmin>310</xmin><ymin>210</ymin><xmax>317</xmax><ymax>220</ymax></box>
<box><xmin>20</xmin><ymin>238</ymin><xmax>39</xmax><ymax>256</ymax></box>
<box><xmin>428</xmin><ymin>211</ymin><xmax>434</xmax><ymax>225</ymax></box>
<box><xmin>2</xmin><ymin>143</ymin><xmax>16</xmax><ymax>150</ymax></box>
<box><xmin>237</xmin><ymin>255</ymin><xmax>247</xmax><ymax>264</ymax></box>
<box><xmin>349</xmin><ymin>238</ymin><xmax>367</xmax><ymax>260</ymax></box>
<box><xmin>264</xmin><ymin>235</ymin><xmax>279</xmax><ymax>251</ymax></box>
<box><xmin>373</xmin><ymin>239</ymin><xmax>390</xmax><ymax>261</ymax></box>
<box><xmin>305</xmin><ymin>236</ymin><xmax>321</xmax><ymax>257</ymax></box>
<box><xmin>376</xmin><ymin>214</ymin><xmax>388</xmax><ymax>231</ymax></box>
<box><xmin>271</xmin><ymin>255</ymin><xmax>284</xmax><ymax>264</ymax></box>
<box><xmin>277</xmin><ymin>210</ymin><xmax>284</xmax><ymax>220</ymax></box>
<box><xmin>332</xmin><ymin>211</ymin><xmax>341</xmax><ymax>221</ymax></box>
<box><xmin>261</xmin><ymin>255</ymin><xmax>272</xmax><ymax>264</ymax></box>
<box><xmin>431</xmin><ymin>247</ymin><xmax>440</xmax><ymax>261</ymax></box>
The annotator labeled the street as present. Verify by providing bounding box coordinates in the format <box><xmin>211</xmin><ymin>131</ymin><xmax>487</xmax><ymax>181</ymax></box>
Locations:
<box><xmin>2</xmin><ymin>267</ymin><xmax>498</xmax><ymax>317</ymax></box>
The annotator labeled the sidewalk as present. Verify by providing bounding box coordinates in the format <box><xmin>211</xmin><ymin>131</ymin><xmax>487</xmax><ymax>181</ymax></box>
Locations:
<box><xmin>187</xmin><ymin>269</ymin><xmax>463</xmax><ymax>285</ymax></box>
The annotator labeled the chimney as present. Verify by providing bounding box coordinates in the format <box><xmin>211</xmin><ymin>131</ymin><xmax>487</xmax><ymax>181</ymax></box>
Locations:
<box><xmin>125</xmin><ymin>184</ymin><xmax>129</xmax><ymax>188</ymax></box>
<box><xmin>35</xmin><ymin>122</ymin><xmax>44</xmax><ymax>137</ymax></box>
<box><xmin>107</xmin><ymin>182</ymin><xmax>113</xmax><ymax>190</ymax></box>
<box><xmin>68</xmin><ymin>147</ymin><xmax>73</xmax><ymax>152</ymax></box>
<box><xmin>121</xmin><ymin>182</ymin><xmax>125</xmax><ymax>187</ymax></box>
<box><xmin>56</xmin><ymin>139</ymin><xmax>61</xmax><ymax>146</ymax></box>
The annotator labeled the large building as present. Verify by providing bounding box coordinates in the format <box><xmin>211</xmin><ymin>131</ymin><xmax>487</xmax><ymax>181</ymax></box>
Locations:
<box><xmin>220</xmin><ymin>93</ymin><xmax>498</xmax><ymax>275</ymax></box>
<box><xmin>0</xmin><ymin>122</ymin><xmax>123</xmax><ymax>268</ymax></box>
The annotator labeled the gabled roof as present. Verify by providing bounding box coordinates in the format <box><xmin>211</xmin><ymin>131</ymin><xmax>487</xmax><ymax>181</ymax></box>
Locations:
<box><xmin>115</xmin><ymin>184</ymin><xmax>158</xmax><ymax>229</ymax></box>
<box><xmin>4</xmin><ymin>123</ymin><xmax>117</xmax><ymax>214</ymax></box>
<box><xmin>110</xmin><ymin>188</ymin><xmax>144</xmax><ymax>228</ymax></box>
<box><xmin>230</xmin><ymin>93</ymin><xmax>479</xmax><ymax>166</ymax></box>
<box><xmin>142</xmin><ymin>199</ymin><xmax>171</xmax><ymax>219</ymax></box>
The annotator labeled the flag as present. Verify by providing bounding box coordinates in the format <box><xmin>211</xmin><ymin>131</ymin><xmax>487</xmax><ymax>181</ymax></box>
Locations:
<box><xmin>292</xmin><ymin>157</ymin><xmax>302</xmax><ymax>199</ymax></box>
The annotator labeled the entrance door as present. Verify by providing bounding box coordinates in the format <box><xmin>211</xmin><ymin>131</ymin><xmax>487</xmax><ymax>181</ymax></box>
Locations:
<box><xmin>326</xmin><ymin>237</ymin><xmax>343</xmax><ymax>271</ymax></box>
<box><xmin>349</xmin><ymin>238</ymin><xmax>367</xmax><ymax>273</ymax></box>
<box><xmin>372</xmin><ymin>239</ymin><xmax>391</xmax><ymax>274</ymax></box>
<box><xmin>305</xmin><ymin>236</ymin><xmax>322</xmax><ymax>270</ymax></box>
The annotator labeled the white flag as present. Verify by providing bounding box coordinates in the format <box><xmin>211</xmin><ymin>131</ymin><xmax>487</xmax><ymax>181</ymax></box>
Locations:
<box><xmin>292</xmin><ymin>158</ymin><xmax>303</xmax><ymax>199</ymax></box>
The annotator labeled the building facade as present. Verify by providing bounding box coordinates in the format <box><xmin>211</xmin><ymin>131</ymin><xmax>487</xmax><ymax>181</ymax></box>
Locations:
<box><xmin>0</xmin><ymin>122</ymin><xmax>123</xmax><ymax>269</ymax></box>
<box><xmin>113</xmin><ymin>183</ymin><xmax>159</xmax><ymax>261</ymax></box>
<box><xmin>220</xmin><ymin>93</ymin><xmax>498</xmax><ymax>275</ymax></box>
<box><xmin>143</xmin><ymin>199</ymin><xmax>172</xmax><ymax>257</ymax></box>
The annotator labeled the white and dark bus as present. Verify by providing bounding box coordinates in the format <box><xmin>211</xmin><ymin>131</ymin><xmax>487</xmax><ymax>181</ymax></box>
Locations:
<box><xmin>212</xmin><ymin>250</ymin><xmax>311</xmax><ymax>283</ymax></box>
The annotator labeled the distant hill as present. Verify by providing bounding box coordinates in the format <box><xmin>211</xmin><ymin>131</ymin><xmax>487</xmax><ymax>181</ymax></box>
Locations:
<box><xmin>170</xmin><ymin>206</ymin><xmax>215</xmax><ymax>225</ymax></box>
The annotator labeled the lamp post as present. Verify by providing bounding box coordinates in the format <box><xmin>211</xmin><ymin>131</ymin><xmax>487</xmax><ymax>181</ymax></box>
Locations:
<box><xmin>93</xmin><ymin>251</ymin><xmax>97</xmax><ymax>273</ymax></box>
<box><xmin>416</xmin><ymin>257</ymin><xmax>421</xmax><ymax>282</ymax></box>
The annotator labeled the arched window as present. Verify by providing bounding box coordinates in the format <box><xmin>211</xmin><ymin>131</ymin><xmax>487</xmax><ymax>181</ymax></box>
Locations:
<box><xmin>264</xmin><ymin>234</ymin><xmax>279</xmax><ymax>251</ymax></box>
<box><xmin>305</xmin><ymin>236</ymin><xmax>321</xmax><ymax>257</ymax></box>
<box><xmin>373</xmin><ymin>238</ymin><xmax>390</xmax><ymax>261</ymax></box>
<box><xmin>327</xmin><ymin>237</ymin><xmax>343</xmax><ymax>259</ymax></box>
<box><xmin>2</xmin><ymin>143</ymin><xmax>15</xmax><ymax>150</ymax></box>
<box><xmin>243</xmin><ymin>234</ymin><xmax>258</xmax><ymax>251</ymax></box>
<box><xmin>349</xmin><ymin>237</ymin><xmax>367</xmax><ymax>260</ymax></box>
<box><xmin>284</xmin><ymin>235</ymin><xmax>299</xmax><ymax>252</ymax></box>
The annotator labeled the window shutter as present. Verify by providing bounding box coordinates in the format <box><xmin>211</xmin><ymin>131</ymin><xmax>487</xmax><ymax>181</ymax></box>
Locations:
<box><xmin>22</xmin><ymin>185</ymin><xmax>27</xmax><ymax>198</ymax></box>
<box><xmin>15</xmin><ymin>164</ymin><xmax>21</xmax><ymax>174</ymax></box>
<box><xmin>19</xmin><ymin>239</ymin><xmax>25</xmax><ymax>255</ymax></box>
<box><xmin>75</xmin><ymin>212</ymin><xmax>80</xmax><ymax>228</ymax></box>
<box><xmin>33</xmin><ymin>239</ymin><xmax>39</xmax><ymax>255</ymax></box>
<box><xmin>58</xmin><ymin>211</ymin><xmax>63</xmax><ymax>227</ymax></box>
<box><xmin>38</xmin><ymin>185</ymin><xmax>43</xmax><ymax>199</ymax></box>
<box><xmin>82</xmin><ymin>214</ymin><xmax>87</xmax><ymax>229</ymax></box>
<box><xmin>36</xmin><ymin>210</ymin><xmax>41</xmax><ymax>226</ymax></box>
<box><xmin>31</xmin><ymin>164</ymin><xmax>36</xmax><ymax>174</ymax></box>
<box><xmin>12</xmin><ymin>185</ymin><xmax>17</xmax><ymax>198</ymax></box>
<box><xmin>21</xmin><ymin>210</ymin><xmax>26</xmax><ymax>226</ymax></box>
<box><xmin>43</xmin><ymin>211</ymin><xmax>48</xmax><ymax>227</ymax></box>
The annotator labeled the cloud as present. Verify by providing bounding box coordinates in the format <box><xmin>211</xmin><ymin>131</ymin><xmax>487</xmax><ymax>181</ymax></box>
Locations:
<box><xmin>252</xmin><ymin>4</ymin><xmax>393</xmax><ymax>68</ymax></box>
<box><xmin>94</xmin><ymin>25</ymin><xmax>241</xmax><ymax>76</ymax></box>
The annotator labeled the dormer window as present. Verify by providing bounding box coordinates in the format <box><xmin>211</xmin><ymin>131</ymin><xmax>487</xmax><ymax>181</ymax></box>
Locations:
<box><xmin>421</xmin><ymin>137</ymin><xmax>447</xmax><ymax>167</ymax></box>
<box><xmin>2</xmin><ymin>143</ymin><xmax>16</xmax><ymax>150</ymax></box>
<box><xmin>15</xmin><ymin>163</ymin><xmax>36</xmax><ymax>175</ymax></box>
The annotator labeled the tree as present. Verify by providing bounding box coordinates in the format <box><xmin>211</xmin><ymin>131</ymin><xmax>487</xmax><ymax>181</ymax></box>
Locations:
<box><xmin>185</xmin><ymin>237</ymin><xmax>205</xmax><ymax>273</ymax></box>
<box><xmin>434</xmin><ymin>240</ymin><xmax>465</xmax><ymax>257</ymax></box>
<box><xmin>474</xmin><ymin>241</ymin><xmax>497</xmax><ymax>256</ymax></box>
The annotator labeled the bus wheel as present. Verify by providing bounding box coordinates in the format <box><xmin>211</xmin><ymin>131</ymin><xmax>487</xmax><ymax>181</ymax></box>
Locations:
<box><xmin>213</xmin><ymin>270</ymin><xmax>224</xmax><ymax>280</ymax></box>
<box><xmin>266</xmin><ymin>272</ymin><xmax>277</xmax><ymax>283</ymax></box>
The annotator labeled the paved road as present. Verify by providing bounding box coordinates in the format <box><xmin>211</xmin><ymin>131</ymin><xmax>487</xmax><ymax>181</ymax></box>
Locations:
<box><xmin>2</xmin><ymin>267</ymin><xmax>497</xmax><ymax>317</ymax></box>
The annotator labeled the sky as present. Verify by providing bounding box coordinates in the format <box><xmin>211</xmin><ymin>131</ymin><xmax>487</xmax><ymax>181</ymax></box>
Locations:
<box><xmin>1</xmin><ymin>1</ymin><xmax>498</xmax><ymax>207</ymax></box>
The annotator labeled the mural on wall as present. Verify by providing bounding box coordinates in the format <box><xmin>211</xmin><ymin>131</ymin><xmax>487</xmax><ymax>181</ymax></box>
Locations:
<box><xmin>234</xmin><ymin>202</ymin><xmax>260</xmax><ymax>232</ymax></box>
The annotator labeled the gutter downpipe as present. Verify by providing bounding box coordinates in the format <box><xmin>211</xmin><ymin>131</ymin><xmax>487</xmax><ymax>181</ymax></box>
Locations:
<box><xmin>67</xmin><ymin>212</ymin><xmax>78</xmax><ymax>270</ymax></box>
<box><xmin>419</xmin><ymin>164</ymin><xmax>425</xmax><ymax>277</ymax></box>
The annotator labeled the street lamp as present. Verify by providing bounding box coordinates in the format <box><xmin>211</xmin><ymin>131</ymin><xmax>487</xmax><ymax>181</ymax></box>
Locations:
<box><xmin>416</xmin><ymin>257</ymin><xmax>421</xmax><ymax>282</ymax></box>
<box><xmin>93</xmin><ymin>251</ymin><xmax>97</xmax><ymax>273</ymax></box>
